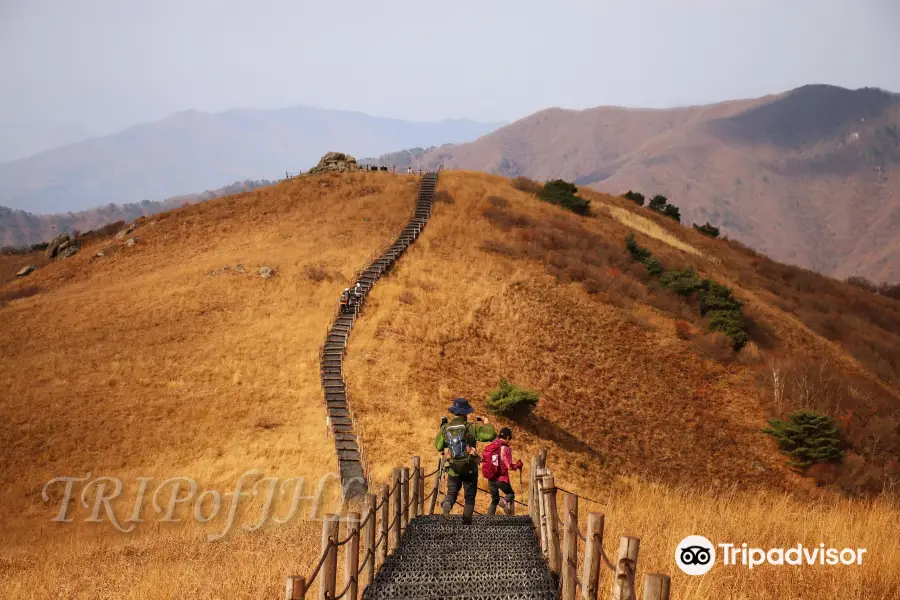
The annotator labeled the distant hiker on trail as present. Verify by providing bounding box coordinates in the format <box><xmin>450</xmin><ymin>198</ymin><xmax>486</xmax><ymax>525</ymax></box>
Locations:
<box><xmin>340</xmin><ymin>288</ymin><xmax>351</xmax><ymax>313</ymax></box>
<box><xmin>482</xmin><ymin>427</ymin><xmax>523</xmax><ymax>515</ymax></box>
<box><xmin>435</xmin><ymin>398</ymin><xmax>496</xmax><ymax>524</ymax></box>
<box><xmin>352</xmin><ymin>282</ymin><xmax>363</xmax><ymax>306</ymax></box>
<box><xmin>407</xmin><ymin>166</ymin><xmax>413</xmax><ymax>174</ymax></box>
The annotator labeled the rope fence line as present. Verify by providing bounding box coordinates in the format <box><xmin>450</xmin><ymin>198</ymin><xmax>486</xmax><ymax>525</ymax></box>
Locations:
<box><xmin>556</xmin><ymin>485</ymin><xmax>606</xmax><ymax>509</ymax></box>
<box><xmin>286</xmin><ymin>450</ymin><xmax>672</xmax><ymax>600</ymax></box>
<box><xmin>333</xmin><ymin>572</ymin><xmax>356</xmax><ymax>600</ymax></box>
<box><xmin>529</xmin><ymin>454</ymin><xmax>672</xmax><ymax>600</ymax></box>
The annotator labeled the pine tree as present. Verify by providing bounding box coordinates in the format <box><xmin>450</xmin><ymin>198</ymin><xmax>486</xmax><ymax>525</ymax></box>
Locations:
<box><xmin>763</xmin><ymin>410</ymin><xmax>844</xmax><ymax>471</ymax></box>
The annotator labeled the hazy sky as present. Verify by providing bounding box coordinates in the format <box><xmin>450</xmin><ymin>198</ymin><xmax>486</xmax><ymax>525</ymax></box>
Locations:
<box><xmin>1</xmin><ymin>0</ymin><xmax>899</xmax><ymax>158</ymax></box>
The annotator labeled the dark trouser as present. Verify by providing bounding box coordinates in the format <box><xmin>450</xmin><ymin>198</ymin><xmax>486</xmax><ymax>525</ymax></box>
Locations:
<box><xmin>441</xmin><ymin>470</ymin><xmax>478</xmax><ymax>523</ymax></box>
<box><xmin>487</xmin><ymin>480</ymin><xmax>515</xmax><ymax>515</ymax></box>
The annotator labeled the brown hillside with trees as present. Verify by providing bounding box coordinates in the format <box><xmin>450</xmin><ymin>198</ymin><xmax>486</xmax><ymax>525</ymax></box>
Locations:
<box><xmin>0</xmin><ymin>171</ymin><xmax>897</xmax><ymax>598</ymax></box>
<box><xmin>369</xmin><ymin>85</ymin><xmax>900</xmax><ymax>284</ymax></box>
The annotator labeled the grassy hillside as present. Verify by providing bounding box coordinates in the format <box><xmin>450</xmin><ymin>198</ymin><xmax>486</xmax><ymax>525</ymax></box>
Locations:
<box><xmin>0</xmin><ymin>172</ymin><xmax>417</xmax><ymax>597</ymax></box>
<box><xmin>1</xmin><ymin>171</ymin><xmax>898</xmax><ymax>598</ymax></box>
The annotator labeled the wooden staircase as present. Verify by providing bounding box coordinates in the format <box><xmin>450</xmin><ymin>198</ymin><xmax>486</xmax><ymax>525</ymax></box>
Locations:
<box><xmin>320</xmin><ymin>172</ymin><xmax>438</xmax><ymax>498</ymax></box>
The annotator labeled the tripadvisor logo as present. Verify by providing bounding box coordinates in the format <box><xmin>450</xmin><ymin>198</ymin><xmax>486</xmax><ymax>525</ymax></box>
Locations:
<box><xmin>675</xmin><ymin>536</ymin><xmax>867</xmax><ymax>575</ymax></box>
<box><xmin>675</xmin><ymin>535</ymin><xmax>716</xmax><ymax>575</ymax></box>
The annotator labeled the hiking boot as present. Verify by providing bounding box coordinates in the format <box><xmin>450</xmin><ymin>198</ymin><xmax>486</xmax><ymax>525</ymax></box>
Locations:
<box><xmin>462</xmin><ymin>503</ymin><xmax>475</xmax><ymax>524</ymax></box>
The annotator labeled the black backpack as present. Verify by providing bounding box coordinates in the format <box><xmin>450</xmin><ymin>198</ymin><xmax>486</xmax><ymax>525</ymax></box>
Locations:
<box><xmin>444</xmin><ymin>422</ymin><xmax>477</xmax><ymax>474</ymax></box>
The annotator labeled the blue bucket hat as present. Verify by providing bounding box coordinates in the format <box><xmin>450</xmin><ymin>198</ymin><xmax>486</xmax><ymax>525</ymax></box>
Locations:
<box><xmin>448</xmin><ymin>397</ymin><xmax>474</xmax><ymax>416</ymax></box>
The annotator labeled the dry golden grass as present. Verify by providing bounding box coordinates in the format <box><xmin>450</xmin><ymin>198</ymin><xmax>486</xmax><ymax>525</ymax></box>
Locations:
<box><xmin>0</xmin><ymin>172</ymin><xmax>417</xmax><ymax>598</ymax></box>
<box><xmin>344</xmin><ymin>171</ymin><xmax>900</xmax><ymax>598</ymax></box>
<box><xmin>603</xmin><ymin>204</ymin><xmax>703</xmax><ymax>258</ymax></box>
<box><xmin>572</xmin><ymin>478</ymin><xmax>900</xmax><ymax>599</ymax></box>
<box><xmin>1</xmin><ymin>169</ymin><xmax>898</xmax><ymax>599</ymax></box>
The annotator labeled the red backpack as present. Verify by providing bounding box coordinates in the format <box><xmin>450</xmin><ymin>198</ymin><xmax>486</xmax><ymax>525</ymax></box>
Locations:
<box><xmin>481</xmin><ymin>440</ymin><xmax>503</xmax><ymax>480</ymax></box>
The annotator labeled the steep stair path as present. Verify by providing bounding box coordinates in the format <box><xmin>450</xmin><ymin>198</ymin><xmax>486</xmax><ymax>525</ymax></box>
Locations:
<box><xmin>321</xmin><ymin>172</ymin><xmax>438</xmax><ymax>498</ymax></box>
<box><xmin>363</xmin><ymin>515</ymin><xmax>557</xmax><ymax>600</ymax></box>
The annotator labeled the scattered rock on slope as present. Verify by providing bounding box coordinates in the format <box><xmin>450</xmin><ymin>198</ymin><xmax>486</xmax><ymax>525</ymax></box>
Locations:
<box><xmin>57</xmin><ymin>243</ymin><xmax>80</xmax><ymax>259</ymax></box>
<box><xmin>115</xmin><ymin>223</ymin><xmax>136</xmax><ymax>240</ymax></box>
<box><xmin>16</xmin><ymin>265</ymin><xmax>35</xmax><ymax>277</ymax></box>
<box><xmin>307</xmin><ymin>152</ymin><xmax>360</xmax><ymax>174</ymax></box>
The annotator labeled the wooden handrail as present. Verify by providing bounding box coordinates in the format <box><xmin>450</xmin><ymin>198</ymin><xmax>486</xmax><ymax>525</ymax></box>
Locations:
<box><xmin>286</xmin><ymin>451</ymin><xmax>670</xmax><ymax>600</ymax></box>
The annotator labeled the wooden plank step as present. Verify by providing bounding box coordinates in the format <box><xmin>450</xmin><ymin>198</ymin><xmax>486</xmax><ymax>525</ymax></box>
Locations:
<box><xmin>335</xmin><ymin>441</ymin><xmax>359</xmax><ymax>451</ymax></box>
<box><xmin>329</xmin><ymin>409</ymin><xmax>350</xmax><ymax>418</ymax></box>
<box><xmin>330</xmin><ymin>417</ymin><xmax>352</xmax><ymax>426</ymax></box>
<box><xmin>334</xmin><ymin>432</ymin><xmax>357</xmax><ymax>441</ymax></box>
<box><xmin>339</xmin><ymin>451</ymin><xmax>362</xmax><ymax>462</ymax></box>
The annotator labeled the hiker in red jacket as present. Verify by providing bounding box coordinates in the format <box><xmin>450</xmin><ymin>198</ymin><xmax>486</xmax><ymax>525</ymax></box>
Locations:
<box><xmin>482</xmin><ymin>427</ymin><xmax>523</xmax><ymax>515</ymax></box>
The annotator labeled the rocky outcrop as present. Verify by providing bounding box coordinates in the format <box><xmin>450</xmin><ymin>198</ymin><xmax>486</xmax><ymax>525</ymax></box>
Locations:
<box><xmin>45</xmin><ymin>234</ymin><xmax>70</xmax><ymax>259</ymax></box>
<box><xmin>307</xmin><ymin>152</ymin><xmax>360</xmax><ymax>174</ymax></box>
<box><xmin>45</xmin><ymin>234</ymin><xmax>79</xmax><ymax>260</ymax></box>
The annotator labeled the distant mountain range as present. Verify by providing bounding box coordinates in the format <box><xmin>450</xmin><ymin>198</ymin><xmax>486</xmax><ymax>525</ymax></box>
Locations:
<box><xmin>0</xmin><ymin>179</ymin><xmax>275</xmax><ymax>249</ymax></box>
<box><xmin>0</xmin><ymin>106</ymin><xmax>503</xmax><ymax>214</ymax></box>
<box><xmin>369</xmin><ymin>85</ymin><xmax>900</xmax><ymax>283</ymax></box>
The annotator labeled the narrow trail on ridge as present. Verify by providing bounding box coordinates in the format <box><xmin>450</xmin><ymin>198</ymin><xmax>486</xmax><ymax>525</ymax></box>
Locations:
<box><xmin>319</xmin><ymin>172</ymin><xmax>438</xmax><ymax>498</ymax></box>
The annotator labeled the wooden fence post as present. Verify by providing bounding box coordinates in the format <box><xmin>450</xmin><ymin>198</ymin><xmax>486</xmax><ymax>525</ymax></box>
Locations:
<box><xmin>285</xmin><ymin>576</ymin><xmax>306</xmax><ymax>600</ymax></box>
<box><xmin>417</xmin><ymin>466</ymin><xmax>425</xmax><ymax>516</ymax></box>
<box><xmin>344</xmin><ymin>512</ymin><xmax>361</xmax><ymax>600</ymax></box>
<box><xmin>378</xmin><ymin>484</ymin><xmax>389</xmax><ymax>564</ymax></box>
<box><xmin>400</xmin><ymin>467</ymin><xmax>410</xmax><ymax>533</ymax></box>
<box><xmin>542</xmin><ymin>475</ymin><xmax>562</xmax><ymax>576</ymax></box>
<box><xmin>429</xmin><ymin>458</ymin><xmax>443</xmax><ymax>515</ymax></box>
<box><xmin>411</xmin><ymin>457</ymin><xmax>421</xmax><ymax>519</ymax></box>
<box><xmin>391</xmin><ymin>469</ymin><xmax>402</xmax><ymax>550</ymax></box>
<box><xmin>581</xmin><ymin>513</ymin><xmax>605</xmax><ymax>600</ymax></box>
<box><xmin>362</xmin><ymin>493</ymin><xmax>376</xmax><ymax>588</ymax></box>
<box><xmin>642</xmin><ymin>574</ymin><xmax>671</xmax><ymax>600</ymax></box>
<box><xmin>561</xmin><ymin>493</ymin><xmax>578</xmax><ymax>600</ymax></box>
<box><xmin>536</xmin><ymin>468</ymin><xmax>549</xmax><ymax>552</ymax></box>
<box><xmin>320</xmin><ymin>514</ymin><xmax>339</xmax><ymax>600</ymax></box>
<box><xmin>610</xmin><ymin>536</ymin><xmax>640</xmax><ymax>600</ymax></box>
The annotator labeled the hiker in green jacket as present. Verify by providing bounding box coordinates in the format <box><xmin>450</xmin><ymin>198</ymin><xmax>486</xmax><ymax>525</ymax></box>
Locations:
<box><xmin>435</xmin><ymin>397</ymin><xmax>496</xmax><ymax>524</ymax></box>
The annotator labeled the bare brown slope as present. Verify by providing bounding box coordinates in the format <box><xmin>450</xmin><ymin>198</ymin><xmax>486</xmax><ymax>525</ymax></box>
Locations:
<box><xmin>374</xmin><ymin>85</ymin><xmax>900</xmax><ymax>283</ymax></box>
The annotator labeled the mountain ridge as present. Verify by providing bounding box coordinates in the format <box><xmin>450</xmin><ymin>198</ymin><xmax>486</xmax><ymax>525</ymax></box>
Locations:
<box><xmin>368</xmin><ymin>85</ymin><xmax>900</xmax><ymax>283</ymax></box>
<box><xmin>0</xmin><ymin>106</ymin><xmax>502</xmax><ymax>214</ymax></box>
